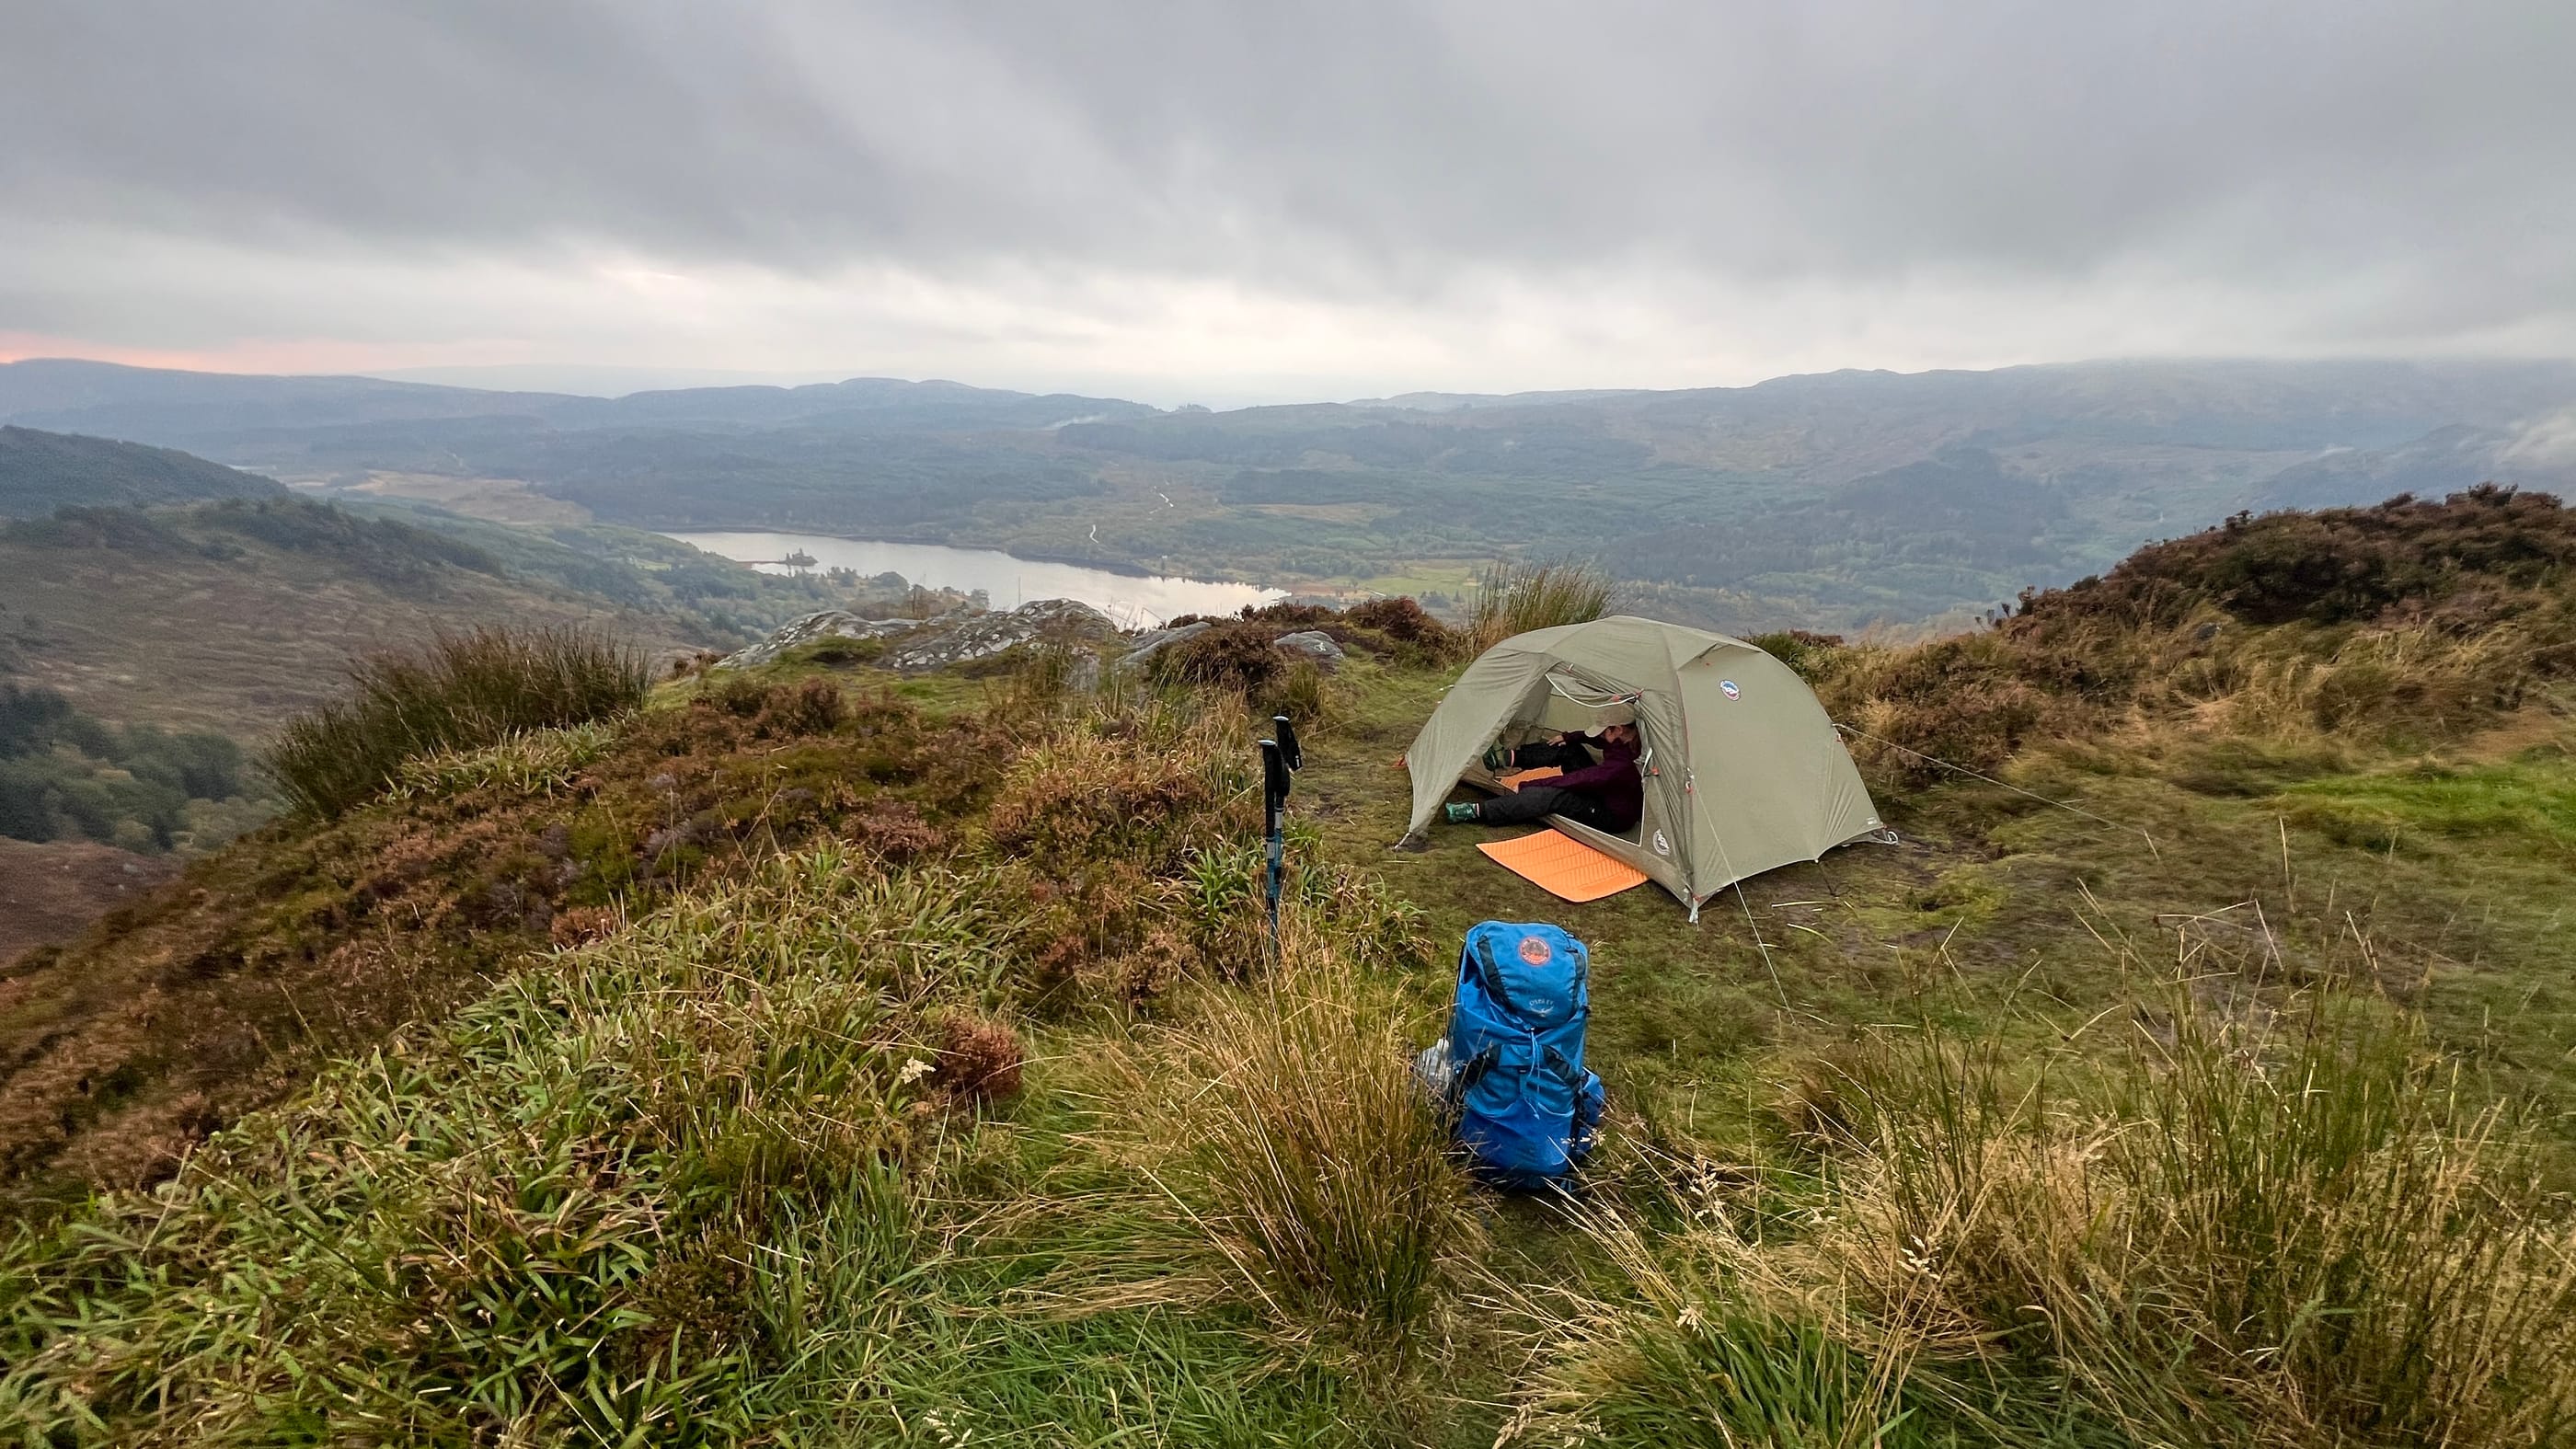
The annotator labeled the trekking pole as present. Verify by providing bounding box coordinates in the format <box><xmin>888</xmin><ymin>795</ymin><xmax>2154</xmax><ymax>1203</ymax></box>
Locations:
<box><xmin>1259</xmin><ymin>740</ymin><xmax>1286</xmax><ymax>962</ymax></box>
<box><xmin>1259</xmin><ymin>714</ymin><xmax>1302</xmax><ymax>966</ymax></box>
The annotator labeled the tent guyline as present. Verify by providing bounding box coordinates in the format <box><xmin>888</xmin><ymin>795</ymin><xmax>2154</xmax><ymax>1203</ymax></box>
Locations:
<box><xmin>1827</xmin><ymin>721</ymin><xmax>2161</xmax><ymax>864</ymax></box>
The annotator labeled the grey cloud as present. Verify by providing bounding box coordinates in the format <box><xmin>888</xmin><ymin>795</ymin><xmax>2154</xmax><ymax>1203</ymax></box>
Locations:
<box><xmin>1</xmin><ymin>0</ymin><xmax>2571</xmax><ymax>376</ymax></box>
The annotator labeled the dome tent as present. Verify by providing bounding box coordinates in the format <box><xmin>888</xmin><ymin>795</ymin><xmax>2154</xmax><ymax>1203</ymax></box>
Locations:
<box><xmin>1399</xmin><ymin>615</ymin><xmax>1886</xmax><ymax>918</ymax></box>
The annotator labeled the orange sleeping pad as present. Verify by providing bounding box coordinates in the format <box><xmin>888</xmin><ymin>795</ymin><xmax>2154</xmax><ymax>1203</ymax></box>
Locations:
<box><xmin>1496</xmin><ymin>766</ymin><xmax>1562</xmax><ymax>789</ymax></box>
<box><xmin>1476</xmin><ymin>828</ymin><xmax>1650</xmax><ymax>903</ymax></box>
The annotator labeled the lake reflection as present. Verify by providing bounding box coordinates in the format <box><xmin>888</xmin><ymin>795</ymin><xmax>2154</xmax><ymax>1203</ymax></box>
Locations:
<box><xmin>661</xmin><ymin>531</ymin><xmax>1284</xmax><ymax>627</ymax></box>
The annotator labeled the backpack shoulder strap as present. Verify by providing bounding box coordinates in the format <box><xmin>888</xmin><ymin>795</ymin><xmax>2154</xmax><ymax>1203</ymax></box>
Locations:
<box><xmin>1467</xmin><ymin>931</ymin><xmax>1522</xmax><ymax>1018</ymax></box>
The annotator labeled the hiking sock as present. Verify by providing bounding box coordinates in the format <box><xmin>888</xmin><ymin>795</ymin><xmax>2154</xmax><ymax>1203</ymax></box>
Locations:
<box><xmin>1444</xmin><ymin>802</ymin><xmax>1480</xmax><ymax>823</ymax></box>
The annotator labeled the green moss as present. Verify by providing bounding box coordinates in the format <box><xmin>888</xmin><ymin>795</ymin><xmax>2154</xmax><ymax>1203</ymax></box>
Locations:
<box><xmin>2279</xmin><ymin>756</ymin><xmax>2576</xmax><ymax>853</ymax></box>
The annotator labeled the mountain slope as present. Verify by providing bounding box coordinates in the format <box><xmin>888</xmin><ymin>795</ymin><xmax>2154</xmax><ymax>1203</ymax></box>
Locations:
<box><xmin>0</xmin><ymin>498</ymin><xmax>719</xmax><ymax>735</ymax></box>
<box><xmin>0</xmin><ymin>425</ymin><xmax>287</xmax><ymax>517</ymax></box>
<box><xmin>2255</xmin><ymin>418</ymin><xmax>2576</xmax><ymax>512</ymax></box>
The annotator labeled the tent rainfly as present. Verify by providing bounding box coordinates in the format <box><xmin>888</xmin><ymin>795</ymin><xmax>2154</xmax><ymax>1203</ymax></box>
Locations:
<box><xmin>1398</xmin><ymin>615</ymin><xmax>1887</xmax><ymax>919</ymax></box>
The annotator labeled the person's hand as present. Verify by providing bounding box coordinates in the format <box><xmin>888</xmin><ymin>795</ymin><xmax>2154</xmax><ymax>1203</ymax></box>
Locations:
<box><xmin>1546</xmin><ymin>732</ymin><xmax>1566</xmax><ymax>745</ymax></box>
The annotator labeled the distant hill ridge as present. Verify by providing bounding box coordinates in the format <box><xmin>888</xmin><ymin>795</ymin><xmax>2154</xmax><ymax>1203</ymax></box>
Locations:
<box><xmin>0</xmin><ymin>425</ymin><xmax>287</xmax><ymax>517</ymax></box>
<box><xmin>0</xmin><ymin>358</ymin><xmax>1159</xmax><ymax>443</ymax></box>
<box><xmin>12</xmin><ymin>355</ymin><xmax>2576</xmax><ymax>631</ymax></box>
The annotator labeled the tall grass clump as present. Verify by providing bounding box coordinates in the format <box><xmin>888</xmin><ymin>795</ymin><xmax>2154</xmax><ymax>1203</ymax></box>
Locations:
<box><xmin>1516</xmin><ymin>891</ymin><xmax>2576</xmax><ymax>1449</ymax></box>
<box><xmin>1805</xmin><ymin>990</ymin><xmax>2576</xmax><ymax>1445</ymax></box>
<box><xmin>267</xmin><ymin>627</ymin><xmax>648</xmax><ymax>818</ymax></box>
<box><xmin>1510</xmin><ymin>1214</ymin><xmax>1932</xmax><ymax>1449</ymax></box>
<box><xmin>1467</xmin><ymin>558</ymin><xmax>1617</xmax><ymax>653</ymax></box>
<box><xmin>1109</xmin><ymin>939</ymin><xmax>1478</xmax><ymax>1343</ymax></box>
<box><xmin>0</xmin><ymin>845</ymin><xmax>1017</xmax><ymax>1445</ymax></box>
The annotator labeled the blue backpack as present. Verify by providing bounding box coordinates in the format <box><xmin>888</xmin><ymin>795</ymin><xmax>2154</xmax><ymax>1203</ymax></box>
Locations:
<box><xmin>1417</xmin><ymin>921</ymin><xmax>1605</xmax><ymax>1189</ymax></box>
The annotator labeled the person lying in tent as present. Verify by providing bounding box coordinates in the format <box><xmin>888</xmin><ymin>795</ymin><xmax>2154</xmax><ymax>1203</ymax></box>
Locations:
<box><xmin>1441</xmin><ymin>704</ymin><xmax>1643</xmax><ymax>834</ymax></box>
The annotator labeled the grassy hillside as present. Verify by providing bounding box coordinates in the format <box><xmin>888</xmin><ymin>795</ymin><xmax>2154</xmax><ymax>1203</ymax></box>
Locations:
<box><xmin>0</xmin><ymin>496</ymin><xmax>850</xmax><ymax>738</ymax></box>
<box><xmin>0</xmin><ymin>425</ymin><xmax>286</xmax><ymax>517</ymax></box>
<box><xmin>4</xmin><ymin>494</ymin><xmax>2573</xmax><ymax>1445</ymax></box>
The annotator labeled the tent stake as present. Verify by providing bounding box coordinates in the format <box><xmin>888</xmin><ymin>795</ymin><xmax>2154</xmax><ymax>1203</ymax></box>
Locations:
<box><xmin>1813</xmin><ymin>856</ymin><xmax>1844</xmax><ymax>898</ymax></box>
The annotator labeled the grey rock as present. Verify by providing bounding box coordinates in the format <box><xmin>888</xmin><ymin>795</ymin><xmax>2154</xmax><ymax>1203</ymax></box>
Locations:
<box><xmin>1273</xmin><ymin>630</ymin><xmax>1346</xmax><ymax>667</ymax></box>
<box><xmin>879</xmin><ymin>598</ymin><xmax>1121</xmax><ymax>673</ymax></box>
<box><xmin>717</xmin><ymin>610</ymin><xmax>917</xmax><ymax>669</ymax></box>
<box><xmin>1120</xmin><ymin>619</ymin><xmax>1213</xmax><ymax>669</ymax></box>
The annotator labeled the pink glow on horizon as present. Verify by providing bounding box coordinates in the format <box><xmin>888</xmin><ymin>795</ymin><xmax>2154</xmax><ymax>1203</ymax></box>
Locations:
<box><xmin>0</xmin><ymin>331</ymin><xmax>523</xmax><ymax>377</ymax></box>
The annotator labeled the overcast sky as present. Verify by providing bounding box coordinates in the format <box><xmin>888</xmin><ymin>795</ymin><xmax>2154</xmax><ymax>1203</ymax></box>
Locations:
<box><xmin>4</xmin><ymin>1</ymin><xmax>2571</xmax><ymax>404</ymax></box>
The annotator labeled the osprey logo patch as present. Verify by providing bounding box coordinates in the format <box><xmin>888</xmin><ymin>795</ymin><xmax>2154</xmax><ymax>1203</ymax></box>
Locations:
<box><xmin>1651</xmin><ymin>830</ymin><xmax>1672</xmax><ymax>857</ymax></box>
<box><xmin>1719</xmin><ymin>680</ymin><xmax>1741</xmax><ymax>700</ymax></box>
<box><xmin>1517</xmin><ymin>936</ymin><xmax>1553</xmax><ymax>966</ymax></box>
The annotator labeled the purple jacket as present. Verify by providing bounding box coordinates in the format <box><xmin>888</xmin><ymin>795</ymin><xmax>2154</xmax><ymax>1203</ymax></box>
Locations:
<box><xmin>1551</xmin><ymin>730</ymin><xmax>1643</xmax><ymax>830</ymax></box>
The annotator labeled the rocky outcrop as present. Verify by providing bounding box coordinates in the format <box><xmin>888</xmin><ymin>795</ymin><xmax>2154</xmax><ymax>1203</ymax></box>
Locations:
<box><xmin>723</xmin><ymin>599</ymin><xmax>1351</xmax><ymax>681</ymax></box>
<box><xmin>1119</xmin><ymin>620</ymin><xmax>1213</xmax><ymax>670</ymax></box>
<box><xmin>717</xmin><ymin>611</ymin><xmax>920</xmax><ymax>669</ymax></box>
<box><xmin>877</xmin><ymin>599</ymin><xmax>1122</xmax><ymax>672</ymax></box>
<box><xmin>1272</xmin><ymin>630</ymin><xmax>1347</xmax><ymax>668</ymax></box>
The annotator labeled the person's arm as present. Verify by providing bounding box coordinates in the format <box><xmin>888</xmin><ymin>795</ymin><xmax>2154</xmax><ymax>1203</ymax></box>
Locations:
<box><xmin>1548</xmin><ymin>753</ymin><xmax>1633</xmax><ymax>793</ymax></box>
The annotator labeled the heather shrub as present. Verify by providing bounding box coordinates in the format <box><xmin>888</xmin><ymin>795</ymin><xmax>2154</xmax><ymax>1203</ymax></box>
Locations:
<box><xmin>1344</xmin><ymin>595</ymin><xmax>1463</xmax><ymax>663</ymax></box>
<box><xmin>2014</xmin><ymin>485</ymin><xmax>2576</xmax><ymax>632</ymax></box>
<box><xmin>986</xmin><ymin>704</ymin><xmax>1261</xmax><ymax>995</ymax></box>
<box><xmin>1151</xmin><ymin>620</ymin><xmax>1289</xmax><ymax>696</ymax></box>
<box><xmin>754</xmin><ymin>677</ymin><xmax>848</xmax><ymax>737</ymax></box>
<box><xmin>931</xmin><ymin>1010</ymin><xmax>1026</xmax><ymax>1105</ymax></box>
<box><xmin>1744</xmin><ymin>628</ymin><xmax>1847</xmax><ymax>683</ymax></box>
<box><xmin>1832</xmin><ymin>637</ymin><xmax>2056</xmax><ymax>785</ymax></box>
<box><xmin>1238</xmin><ymin>602</ymin><xmax>1339</xmax><ymax>627</ymax></box>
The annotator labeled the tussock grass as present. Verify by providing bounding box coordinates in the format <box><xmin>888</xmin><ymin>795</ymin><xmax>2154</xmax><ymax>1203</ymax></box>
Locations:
<box><xmin>0</xmin><ymin>845</ymin><xmax>1015</xmax><ymax>1443</ymax></box>
<box><xmin>1507</xmin><ymin>1213</ymin><xmax>1929</xmax><ymax>1449</ymax></box>
<box><xmin>1259</xmin><ymin>655</ymin><xmax>1341</xmax><ymax>730</ymax></box>
<box><xmin>1467</xmin><ymin>558</ymin><xmax>1617</xmax><ymax>653</ymax></box>
<box><xmin>383</xmin><ymin>718</ymin><xmax>621</xmax><ymax>800</ymax></box>
<box><xmin>1518</xmin><ymin>917</ymin><xmax>2576</xmax><ymax>1449</ymax></box>
<box><xmin>1105</xmin><ymin>937</ymin><xmax>1478</xmax><ymax>1343</ymax></box>
<box><xmin>987</xmin><ymin>697</ymin><xmax>1257</xmax><ymax>869</ymax></box>
<box><xmin>267</xmin><ymin>626</ymin><xmax>647</xmax><ymax>818</ymax></box>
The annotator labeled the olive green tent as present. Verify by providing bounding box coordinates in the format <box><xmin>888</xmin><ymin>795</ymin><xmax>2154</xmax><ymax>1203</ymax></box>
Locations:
<box><xmin>1398</xmin><ymin>615</ymin><xmax>1886</xmax><ymax>919</ymax></box>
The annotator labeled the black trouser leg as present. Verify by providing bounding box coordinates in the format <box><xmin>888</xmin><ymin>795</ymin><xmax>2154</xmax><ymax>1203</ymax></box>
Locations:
<box><xmin>1507</xmin><ymin>740</ymin><xmax>1594</xmax><ymax>771</ymax></box>
<box><xmin>1477</xmin><ymin>785</ymin><xmax>1609</xmax><ymax>828</ymax></box>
